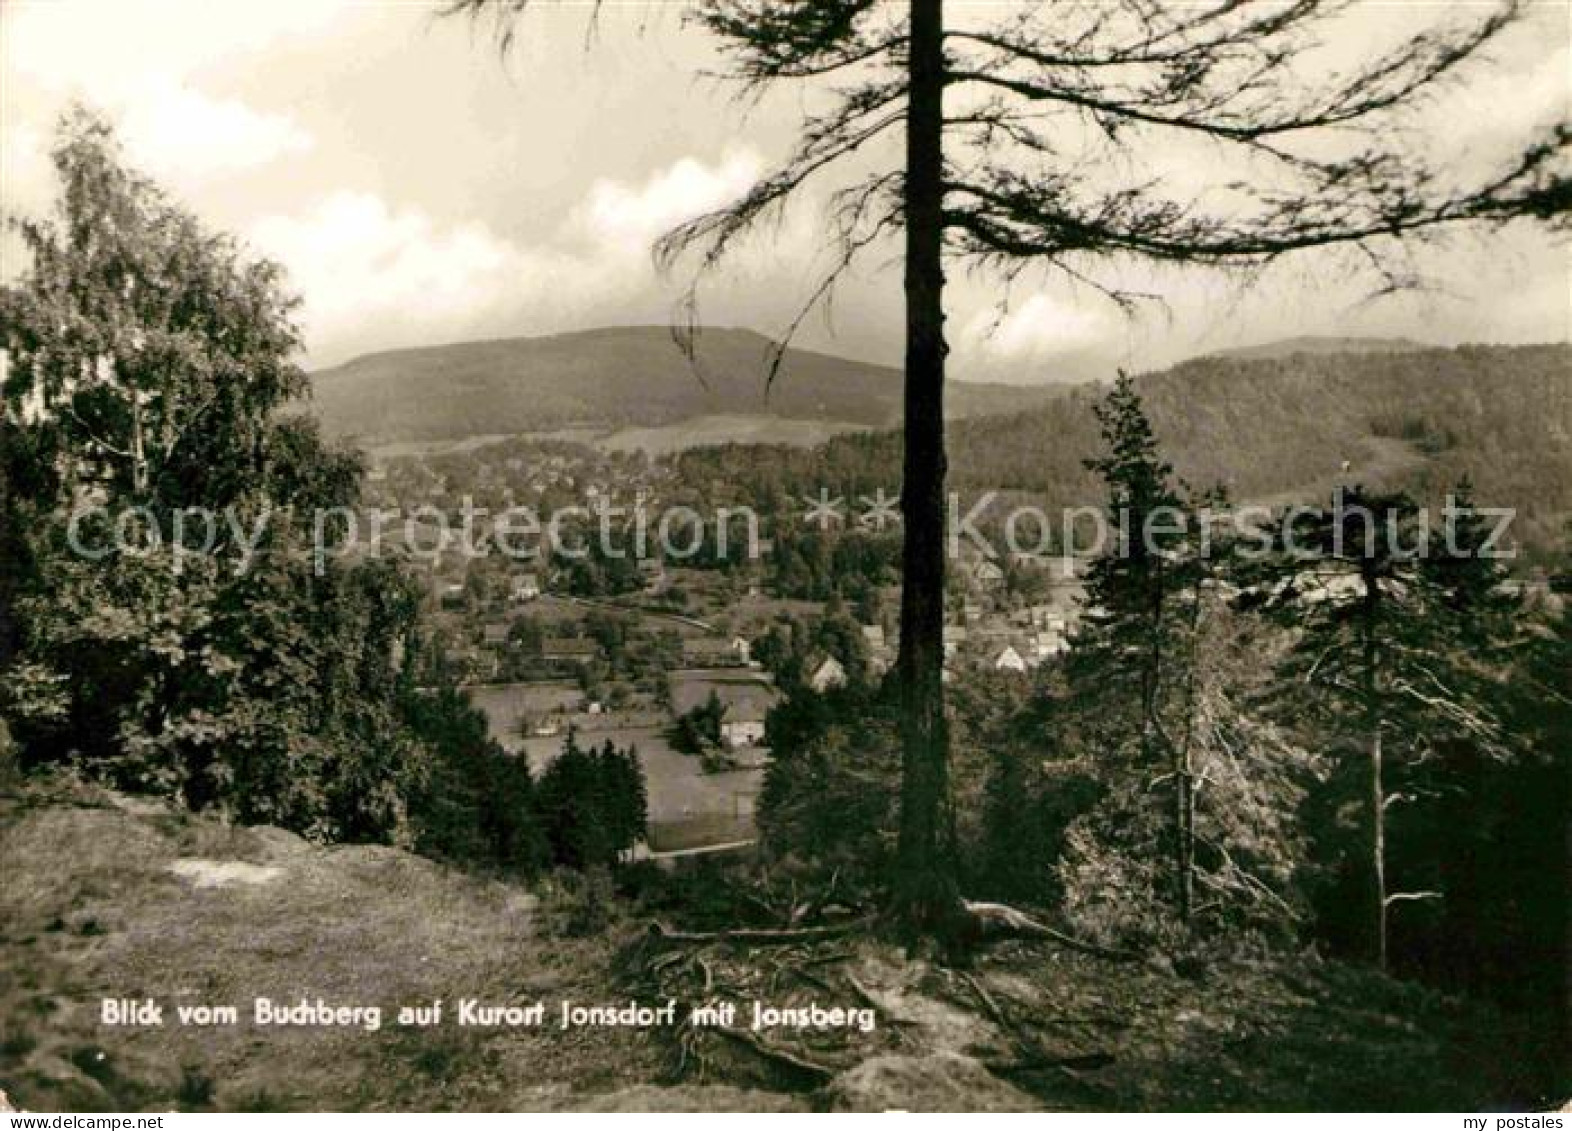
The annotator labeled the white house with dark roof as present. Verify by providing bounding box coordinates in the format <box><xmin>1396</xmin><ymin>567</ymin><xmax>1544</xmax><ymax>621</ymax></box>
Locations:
<box><xmin>669</xmin><ymin>672</ymin><xmax>781</xmax><ymax>749</ymax></box>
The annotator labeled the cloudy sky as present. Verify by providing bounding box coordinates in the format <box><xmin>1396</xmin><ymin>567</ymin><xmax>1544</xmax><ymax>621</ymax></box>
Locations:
<box><xmin>2</xmin><ymin>0</ymin><xmax>1567</xmax><ymax>381</ymax></box>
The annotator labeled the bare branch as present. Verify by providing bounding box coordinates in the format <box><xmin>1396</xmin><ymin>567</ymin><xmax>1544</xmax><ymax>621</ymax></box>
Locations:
<box><xmin>948</xmin><ymin>2</ymin><xmax>1521</xmax><ymax>143</ymax></box>
<box><xmin>1384</xmin><ymin>890</ymin><xmax>1443</xmax><ymax>907</ymax></box>
<box><xmin>443</xmin><ymin>0</ymin><xmax>607</xmax><ymax>57</ymax></box>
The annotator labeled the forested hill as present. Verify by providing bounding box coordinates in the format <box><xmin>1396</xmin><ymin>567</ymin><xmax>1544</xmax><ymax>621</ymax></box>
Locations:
<box><xmin>1206</xmin><ymin>335</ymin><xmax>1428</xmax><ymax>361</ymax></box>
<box><xmin>949</xmin><ymin>344</ymin><xmax>1569</xmax><ymax>537</ymax></box>
<box><xmin>307</xmin><ymin>326</ymin><xmax>1060</xmax><ymax>443</ymax></box>
<box><xmin>680</xmin><ymin>343</ymin><xmax>1571</xmax><ymax>562</ymax></box>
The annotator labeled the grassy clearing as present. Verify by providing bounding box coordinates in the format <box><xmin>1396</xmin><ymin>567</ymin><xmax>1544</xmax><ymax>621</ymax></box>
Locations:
<box><xmin>0</xmin><ymin>775</ymin><xmax>677</xmax><ymax>1111</ymax></box>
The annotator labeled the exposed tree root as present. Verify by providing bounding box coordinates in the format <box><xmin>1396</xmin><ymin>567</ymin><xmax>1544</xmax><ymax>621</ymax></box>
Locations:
<box><xmin>959</xmin><ymin>969</ymin><xmax>1010</xmax><ymax>1030</ymax></box>
<box><xmin>951</xmin><ymin>968</ymin><xmax>1118</xmax><ymax>1094</ymax></box>
<box><xmin>710</xmin><ymin>1027</ymin><xmax>836</xmax><ymax>1090</ymax></box>
<box><xmin>961</xmin><ymin>900</ymin><xmax>1137</xmax><ymax>961</ymax></box>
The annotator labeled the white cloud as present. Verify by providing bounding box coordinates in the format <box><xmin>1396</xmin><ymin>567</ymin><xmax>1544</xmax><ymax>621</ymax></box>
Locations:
<box><xmin>962</xmin><ymin>292</ymin><xmax>1123</xmax><ymax>362</ymax></box>
<box><xmin>4</xmin><ymin>1</ymin><xmax>347</xmax><ymax>93</ymax></box>
<box><xmin>5</xmin><ymin>80</ymin><xmax>316</xmax><ymax>190</ymax></box>
<box><xmin>249</xmin><ymin>192</ymin><xmax>540</xmax><ymax>356</ymax></box>
<box><xmin>3</xmin><ymin>0</ymin><xmax>327</xmax><ymax>192</ymax></box>
<box><xmin>575</xmin><ymin>150</ymin><xmax>764</xmax><ymax>251</ymax></box>
<box><xmin>246</xmin><ymin>150</ymin><xmax>784</xmax><ymax>364</ymax></box>
<box><xmin>117</xmin><ymin>79</ymin><xmax>314</xmax><ymax>183</ymax></box>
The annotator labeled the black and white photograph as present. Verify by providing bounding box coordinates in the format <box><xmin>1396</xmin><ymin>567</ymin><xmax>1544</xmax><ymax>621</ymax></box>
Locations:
<box><xmin>0</xmin><ymin>0</ymin><xmax>1568</xmax><ymax>1115</ymax></box>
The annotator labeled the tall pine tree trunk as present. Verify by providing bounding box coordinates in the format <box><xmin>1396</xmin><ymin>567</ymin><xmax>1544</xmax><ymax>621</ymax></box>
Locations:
<box><xmin>131</xmin><ymin>396</ymin><xmax>148</xmax><ymax>495</ymax></box>
<box><xmin>1362</xmin><ymin>574</ymin><xmax>1389</xmax><ymax>971</ymax></box>
<box><xmin>894</xmin><ymin>0</ymin><xmax>961</xmax><ymax>942</ymax></box>
<box><xmin>1175</xmin><ymin>749</ymin><xmax>1194</xmax><ymax>920</ymax></box>
<box><xmin>1371</xmin><ymin>724</ymin><xmax>1388</xmax><ymax>971</ymax></box>
<box><xmin>1175</xmin><ymin>589</ymin><xmax>1201</xmax><ymax>922</ymax></box>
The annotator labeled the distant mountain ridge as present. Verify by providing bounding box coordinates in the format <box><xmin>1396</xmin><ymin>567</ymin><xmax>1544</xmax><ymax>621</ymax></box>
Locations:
<box><xmin>307</xmin><ymin>326</ymin><xmax>1062</xmax><ymax>445</ymax></box>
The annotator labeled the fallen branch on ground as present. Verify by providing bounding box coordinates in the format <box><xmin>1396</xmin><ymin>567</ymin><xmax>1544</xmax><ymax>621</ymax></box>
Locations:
<box><xmin>985</xmin><ymin>1051</ymin><xmax>1117</xmax><ymax>1074</ymax></box>
<box><xmin>644</xmin><ymin>919</ymin><xmax>872</xmax><ymax>949</ymax></box>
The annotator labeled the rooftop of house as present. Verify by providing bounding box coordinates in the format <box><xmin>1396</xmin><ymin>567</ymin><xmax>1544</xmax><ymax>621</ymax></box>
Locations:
<box><xmin>541</xmin><ymin>637</ymin><xmax>599</xmax><ymax>657</ymax></box>
<box><xmin>682</xmin><ymin>636</ymin><xmax>742</xmax><ymax>657</ymax></box>
<box><xmin>669</xmin><ymin>673</ymin><xmax>781</xmax><ymax>722</ymax></box>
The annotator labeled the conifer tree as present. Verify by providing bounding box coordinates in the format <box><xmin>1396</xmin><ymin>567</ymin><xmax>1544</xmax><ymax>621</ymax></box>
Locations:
<box><xmin>1271</xmin><ymin>486</ymin><xmax>1506</xmax><ymax>969</ymax></box>
<box><xmin>596</xmin><ymin>738</ymin><xmax>648</xmax><ymax>860</ymax></box>
<box><xmin>536</xmin><ymin>728</ymin><xmax>613</xmax><ymax>868</ymax></box>
<box><xmin>1069</xmin><ymin>372</ymin><xmax>1205</xmax><ymax>920</ymax></box>
<box><xmin>977</xmin><ymin>743</ymin><xmax>1052</xmax><ymax>905</ymax></box>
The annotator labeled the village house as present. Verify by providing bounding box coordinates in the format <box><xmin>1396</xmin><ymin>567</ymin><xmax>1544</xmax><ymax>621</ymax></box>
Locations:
<box><xmin>721</xmin><ymin>709</ymin><xmax>766</xmax><ymax>749</ymax></box>
<box><xmin>1281</xmin><ymin>567</ymin><xmax>1368</xmax><ymax>606</ymax></box>
<box><xmin>992</xmin><ymin>644</ymin><xmax>1030</xmax><ymax>674</ymax></box>
<box><xmin>481</xmin><ymin>622</ymin><xmax>510</xmax><ymax>648</ymax></box>
<box><xmin>510</xmin><ymin>572</ymin><xmax>541</xmax><ymax>602</ymax></box>
<box><xmin>971</xmin><ymin>558</ymin><xmax>1006</xmax><ymax>589</ymax></box>
<box><xmin>807</xmin><ymin>655</ymin><xmax>847</xmax><ymax>692</ymax></box>
<box><xmin>860</xmin><ymin>624</ymin><xmax>895</xmax><ymax>674</ymax></box>
<box><xmin>942</xmin><ymin>624</ymin><xmax>969</xmax><ymax>659</ymax></box>
<box><xmin>1031</xmin><ymin>628</ymin><xmax>1070</xmax><ymax>663</ymax></box>
<box><xmin>1014</xmin><ymin>603</ymin><xmax>1063</xmax><ymax>629</ymax></box>
<box><xmin>681</xmin><ymin>636</ymin><xmax>749</xmax><ymax>668</ymax></box>
<box><xmin>540</xmin><ymin>637</ymin><xmax>601</xmax><ymax>664</ymax></box>
<box><xmin>669</xmin><ymin>673</ymin><xmax>781</xmax><ymax>750</ymax></box>
<box><xmin>1045</xmin><ymin>558</ymin><xmax>1089</xmax><ymax>606</ymax></box>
